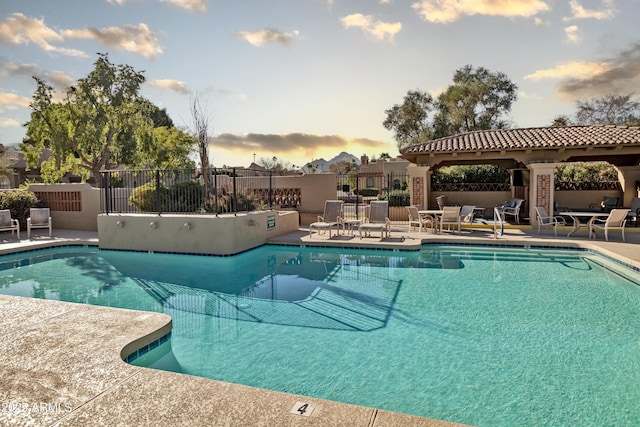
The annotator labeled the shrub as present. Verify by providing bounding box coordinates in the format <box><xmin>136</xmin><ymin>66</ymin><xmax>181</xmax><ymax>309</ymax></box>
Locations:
<box><xmin>358</xmin><ymin>188</ymin><xmax>379</xmax><ymax>197</ymax></box>
<box><xmin>385</xmin><ymin>190</ymin><xmax>410</xmax><ymax>207</ymax></box>
<box><xmin>129</xmin><ymin>181</ymin><xmax>169</xmax><ymax>212</ymax></box>
<box><xmin>166</xmin><ymin>181</ymin><xmax>204</xmax><ymax>212</ymax></box>
<box><xmin>0</xmin><ymin>189</ymin><xmax>39</xmax><ymax>228</ymax></box>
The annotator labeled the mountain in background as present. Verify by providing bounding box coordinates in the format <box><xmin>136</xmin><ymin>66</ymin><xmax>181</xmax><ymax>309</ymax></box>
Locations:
<box><xmin>303</xmin><ymin>152</ymin><xmax>359</xmax><ymax>172</ymax></box>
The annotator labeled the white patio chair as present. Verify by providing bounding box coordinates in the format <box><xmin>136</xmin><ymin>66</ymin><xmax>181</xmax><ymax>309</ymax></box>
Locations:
<box><xmin>406</xmin><ymin>206</ymin><xmax>433</xmax><ymax>233</ymax></box>
<box><xmin>439</xmin><ymin>205</ymin><xmax>461</xmax><ymax>234</ymax></box>
<box><xmin>534</xmin><ymin>206</ymin><xmax>566</xmax><ymax>236</ymax></box>
<box><xmin>309</xmin><ymin>200</ymin><xmax>343</xmax><ymax>238</ymax></box>
<box><xmin>589</xmin><ymin>208</ymin><xmax>630</xmax><ymax>242</ymax></box>
<box><xmin>27</xmin><ymin>207</ymin><xmax>52</xmax><ymax>239</ymax></box>
<box><xmin>459</xmin><ymin>205</ymin><xmax>475</xmax><ymax>232</ymax></box>
<box><xmin>501</xmin><ymin>198</ymin><xmax>525</xmax><ymax>224</ymax></box>
<box><xmin>0</xmin><ymin>209</ymin><xmax>20</xmax><ymax>240</ymax></box>
<box><xmin>359</xmin><ymin>201</ymin><xmax>390</xmax><ymax>240</ymax></box>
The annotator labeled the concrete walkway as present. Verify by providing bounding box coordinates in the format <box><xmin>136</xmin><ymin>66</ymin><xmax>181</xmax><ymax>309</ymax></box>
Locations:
<box><xmin>0</xmin><ymin>226</ymin><xmax>637</xmax><ymax>426</ymax></box>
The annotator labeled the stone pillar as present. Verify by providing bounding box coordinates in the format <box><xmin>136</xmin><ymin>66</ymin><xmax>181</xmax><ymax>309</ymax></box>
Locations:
<box><xmin>407</xmin><ymin>165</ymin><xmax>431</xmax><ymax>209</ymax></box>
<box><xmin>616</xmin><ymin>166</ymin><xmax>640</xmax><ymax>207</ymax></box>
<box><xmin>527</xmin><ymin>163</ymin><xmax>557</xmax><ymax>228</ymax></box>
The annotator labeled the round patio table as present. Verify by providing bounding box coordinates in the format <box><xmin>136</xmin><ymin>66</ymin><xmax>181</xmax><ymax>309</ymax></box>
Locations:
<box><xmin>558</xmin><ymin>211</ymin><xmax>609</xmax><ymax>238</ymax></box>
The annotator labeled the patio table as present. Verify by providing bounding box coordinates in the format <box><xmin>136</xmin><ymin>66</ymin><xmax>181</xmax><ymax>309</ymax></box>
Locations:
<box><xmin>418</xmin><ymin>209</ymin><xmax>443</xmax><ymax>234</ymax></box>
<box><xmin>558</xmin><ymin>211</ymin><xmax>609</xmax><ymax>238</ymax></box>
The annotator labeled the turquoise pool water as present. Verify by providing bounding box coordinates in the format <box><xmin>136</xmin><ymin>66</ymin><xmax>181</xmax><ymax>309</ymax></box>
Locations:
<box><xmin>1</xmin><ymin>245</ymin><xmax>639</xmax><ymax>426</ymax></box>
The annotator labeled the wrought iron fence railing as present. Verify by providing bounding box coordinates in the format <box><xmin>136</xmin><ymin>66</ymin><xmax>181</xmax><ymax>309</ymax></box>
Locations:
<box><xmin>100</xmin><ymin>167</ymin><xmax>294</xmax><ymax>215</ymax></box>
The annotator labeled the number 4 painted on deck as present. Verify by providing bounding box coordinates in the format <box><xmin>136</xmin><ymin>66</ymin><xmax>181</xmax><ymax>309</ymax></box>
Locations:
<box><xmin>290</xmin><ymin>401</ymin><xmax>316</xmax><ymax>417</ymax></box>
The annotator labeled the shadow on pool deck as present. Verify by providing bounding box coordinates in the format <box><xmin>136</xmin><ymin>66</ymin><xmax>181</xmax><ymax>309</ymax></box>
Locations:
<box><xmin>0</xmin><ymin>226</ymin><xmax>637</xmax><ymax>426</ymax></box>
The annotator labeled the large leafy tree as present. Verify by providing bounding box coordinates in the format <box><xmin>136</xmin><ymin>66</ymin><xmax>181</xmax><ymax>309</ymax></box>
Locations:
<box><xmin>22</xmin><ymin>53</ymin><xmax>194</xmax><ymax>185</ymax></box>
<box><xmin>550</xmin><ymin>94</ymin><xmax>640</xmax><ymax>126</ymax></box>
<box><xmin>384</xmin><ymin>65</ymin><xmax>518</xmax><ymax>150</ymax></box>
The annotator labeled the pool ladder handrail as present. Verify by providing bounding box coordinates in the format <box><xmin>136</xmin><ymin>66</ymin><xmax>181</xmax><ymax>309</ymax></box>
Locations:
<box><xmin>493</xmin><ymin>207</ymin><xmax>504</xmax><ymax>239</ymax></box>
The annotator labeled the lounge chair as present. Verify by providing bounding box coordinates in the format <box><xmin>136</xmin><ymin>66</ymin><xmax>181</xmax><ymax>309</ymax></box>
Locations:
<box><xmin>534</xmin><ymin>206</ymin><xmax>566</xmax><ymax>236</ymax></box>
<box><xmin>439</xmin><ymin>205</ymin><xmax>462</xmax><ymax>234</ymax></box>
<box><xmin>27</xmin><ymin>207</ymin><xmax>52</xmax><ymax>239</ymax></box>
<box><xmin>459</xmin><ymin>205</ymin><xmax>475</xmax><ymax>232</ymax></box>
<box><xmin>309</xmin><ymin>200</ymin><xmax>343</xmax><ymax>238</ymax></box>
<box><xmin>0</xmin><ymin>209</ymin><xmax>20</xmax><ymax>240</ymax></box>
<box><xmin>589</xmin><ymin>208</ymin><xmax>630</xmax><ymax>242</ymax></box>
<box><xmin>406</xmin><ymin>206</ymin><xmax>433</xmax><ymax>233</ymax></box>
<box><xmin>500</xmin><ymin>198</ymin><xmax>524</xmax><ymax>224</ymax></box>
<box><xmin>359</xmin><ymin>201</ymin><xmax>390</xmax><ymax>240</ymax></box>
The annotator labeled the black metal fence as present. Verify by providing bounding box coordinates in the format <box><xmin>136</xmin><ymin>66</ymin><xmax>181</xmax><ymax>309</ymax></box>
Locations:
<box><xmin>100</xmin><ymin>168</ymin><xmax>286</xmax><ymax>215</ymax></box>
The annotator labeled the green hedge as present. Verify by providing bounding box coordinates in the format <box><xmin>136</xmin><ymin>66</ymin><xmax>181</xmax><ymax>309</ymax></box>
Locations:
<box><xmin>0</xmin><ymin>189</ymin><xmax>39</xmax><ymax>228</ymax></box>
<box><xmin>384</xmin><ymin>190</ymin><xmax>410</xmax><ymax>207</ymax></box>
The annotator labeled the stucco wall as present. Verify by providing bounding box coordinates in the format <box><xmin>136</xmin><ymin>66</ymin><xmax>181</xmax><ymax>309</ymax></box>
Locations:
<box><xmin>28</xmin><ymin>183</ymin><xmax>100</xmax><ymax>231</ymax></box>
<box><xmin>430</xmin><ymin>191</ymin><xmax>512</xmax><ymax>210</ymax></box>
<box><xmin>97</xmin><ymin>210</ymin><xmax>299</xmax><ymax>255</ymax></box>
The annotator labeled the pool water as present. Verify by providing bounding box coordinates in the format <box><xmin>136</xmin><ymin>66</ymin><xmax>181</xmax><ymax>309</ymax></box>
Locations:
<box><xmin>1</xmin><ymin>245</ymin><xmax>639</xmax><ymax>426</ymax></box>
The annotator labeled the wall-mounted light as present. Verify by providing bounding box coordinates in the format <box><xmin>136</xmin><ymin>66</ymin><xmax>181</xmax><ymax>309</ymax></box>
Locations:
<box><xmin>183</xmin><ymin>222</ymin><xmax>192</xmax><ymax>230</ymax></box>
<box><xmin>116</xmin><ymin>220</ymin><xmax>125</xmax><ymax>228</ymax></box>
<box><xmin>149</xmin><ymin>221</ymin><xmax>158</xmax><ymax>229</ymax></box>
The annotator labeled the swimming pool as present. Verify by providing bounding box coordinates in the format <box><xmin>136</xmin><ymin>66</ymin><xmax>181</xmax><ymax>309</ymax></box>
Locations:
<box><xmin>1</xmin><ymin>245</ymin><xmax>639</xmax><ymax>426</ymax></box>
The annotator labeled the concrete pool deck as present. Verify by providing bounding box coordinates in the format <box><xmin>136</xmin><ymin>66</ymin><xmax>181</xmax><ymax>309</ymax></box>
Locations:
<box><xmin>0</xmin><ymin>226</ymin><xmax>638</xmax><ymax>426</ymax></box>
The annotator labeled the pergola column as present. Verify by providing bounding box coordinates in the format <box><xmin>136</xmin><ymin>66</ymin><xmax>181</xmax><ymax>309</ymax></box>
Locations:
<box><xmin>408</xmin><ymin>165</ymin><xmax>431</xmax><ymax>209</ymax></box>
<box><xmin>527</xmin><ymin>163</ymin><xmax>557</xmax><ymax>227</ymax></box>
<box><xmin>615</xmin><ymin>166</ymin><xmax>640</xmax><ymax>207</ymax></box>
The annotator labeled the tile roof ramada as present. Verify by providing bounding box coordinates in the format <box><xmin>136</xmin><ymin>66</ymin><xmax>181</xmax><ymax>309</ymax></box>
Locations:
<box><xmin>401</xmin><ymin>125</ymin><xmax>640</xmax><ymax>155</ymax></box>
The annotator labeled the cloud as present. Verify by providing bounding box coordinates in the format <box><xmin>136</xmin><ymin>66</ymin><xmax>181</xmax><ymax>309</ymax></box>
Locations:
<box><xmin>209</xmin><ymin>133</ymin><xmax>389</xmax><ymax>159</ymax></box>
<box><xmin>524</xmin><ymin>61</ymin><xmax>612</xmax><ymax>81</ymax></box>
<box><xmin>146</xmin><ymin>79</ymin><xmax>190</xmax><ymax>94</ymax></box>
<box><xmin>524</xmin><ymin>42</ymin><xmax>640</xmax><ymax>99</ymax></box>
<box><xmin>0</xmin><ymin>60</ymin><xmax>38</xmax><ymax>81</ymax></box>
<box><xmin>411</xmin><ymin>0</ymin><xmax>550</xmax><ymax>23</ymax></box>
<box><xmin>62</xmin><ymin>23</ymin><xmax>162</xmax><ymax>59</ymax></box>
<box><xmin>563</xmin><ymin>0</ymin><xmax>616</xmax><ymax>21</ymax></box>
<box><xmin>341</xmin><ymin>14</ymin><xmax>402</xmax><ymax>41</ymax></box>
<box><xmin>217</xmin><ymin>90</ymin><xmax>248</xmax><ymax>102</ymax></box>
<box><xmin>162</xmin><ymin>0</ymin><xmax>209</xmax><ymax>12</ymax></box>
<box><xmin>107</xmin><ymin>0</ymin><xmax>128</xmax><ymax>4</ymax></box>
<box><xmin>564</xmin><ymin>25</ymin><xmax>582</xmax><ymax>44</ymax></box>
<box><xmin>236</xmin><ymin>29</ymin><xmax>300</xmax><ymax>47</ymax></box>
<box><xmin>0</xmin><ymin>117</ymin><xmax>21</xmax><ymax>127</ymax></box>
<box><xmin>0</xmin><ymin>91</ymin><xmax>31</xmax><ymax>112</ymax></box>
<box><xmin>0</xmin><ymin>13</ymin><xmax>86</xmax><ymax>57</ymax></box>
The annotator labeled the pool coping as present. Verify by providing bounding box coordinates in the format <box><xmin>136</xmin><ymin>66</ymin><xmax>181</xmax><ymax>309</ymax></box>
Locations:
<box><xmin>0</xmin><ymin>228</ymin><xmax>638</xmax><ymax>426</ymax></box>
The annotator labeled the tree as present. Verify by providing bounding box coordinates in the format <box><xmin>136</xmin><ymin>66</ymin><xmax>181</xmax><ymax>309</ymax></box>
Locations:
<box><xmin>434</xmin><ymin>65</ymin><xmax>518</xmax><ymax>137</ymax></box>
<box><xmin>574</xmin><ymin>94</ymin><xmax>640</xmax><ymax>126</ymax></box>
<box><xmin>383</xmin><ymin>90</ymin><xmax>436</xmax><ymax>149</ymax></box>
<box><xmin>22</xmin><ymin>53</ymin><xmax>194</xmax><ymax>185</ymax></box>
<box><xmin>384</xmin><ymin>66</ymin><xmax>518</xmax><ymax>150</ymax></box>
<box><xmin>551</xmin><ymin>115</ymin><xmax>572</xmax><ymax>126</ymax></box>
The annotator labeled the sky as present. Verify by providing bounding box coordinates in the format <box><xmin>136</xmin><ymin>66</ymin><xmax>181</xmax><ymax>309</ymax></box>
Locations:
<box><xmin>0</xmin><ymin>0</ymin><xmax>639</xmax><ymax>168</ymax></box>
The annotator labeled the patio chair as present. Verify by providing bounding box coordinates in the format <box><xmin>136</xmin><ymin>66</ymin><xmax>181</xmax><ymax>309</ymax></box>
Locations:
<box><xmin>0</xmin><ymin>209</ymin><xmax>20</xmax><ymax>240</ymax></box>
<box><xmin>589</xmin><ymin>208</ymin><xmax>630</xmax><ymax>242</ymax></box>
<box><xmin>459</xmin><ymin>205</ymin><xmax>475</xmax><ymax>232</ymax></box>
<box><xmin>534</xmin><ymin>206</ymin><xmax>566</xmax><ymax>236</ymax></box>
<box><xmin>435</xmin><ymin>195</ymin><xmax>459</xmax><ymax>210</ymax></box>
<box><xmin>27</xmin><ymin>208</ymin><xmax>52</xmax><ymax>239</ymax></box>
<box><xmin>406</xmin><ymin>206</ymin><xmax>434</xmax><ymax>233</ymax></box>
<box><xmin>627</xmin><ymin>197</ymin><xmax>640</xmax><ymax>227</ymax></box>
<box><xmin>359</xmin><ymin>201</ymin><xmax>390</xmax><ymax>240</ymax></box>
<box><xmin>439</xmin><ymin>205</ymin><xmax>461</xmax><ymax>234</ymax></box>
<box><xmin>500</xmin><ymin>198</ymin><xmax>525</xmax><ymax>224</ymax></box>
<box><xmin>589</xmin><ymin>196</ymin><xmax>620</xmax><ymax>213</ymax></box>
<box><xmin>309</xmin><ymin>200</ymin><xmax>343</xmax><ymax>238</ymax></box>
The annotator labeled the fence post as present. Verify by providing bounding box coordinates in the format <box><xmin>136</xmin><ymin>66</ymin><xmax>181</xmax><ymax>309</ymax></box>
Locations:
<box><xmin>269</xmin><ymin>170</ymin><xmax>273</xmax><ymax>209</ymax></box>
<box><xmin>355</xmin><ymin>172</ymin><xmax>360</xmax><ymax>219</ymax></box>
<box><xmin>155</xmin><ymin>170</ymin><xmax>161</xmax><ymax>214</ymax></box>
<box><xmin>103</xmin><ymin>172</ymin><xmax>110</xmax><ymax>214</ymax></box>
<box><xmin>214</xmin><ymin>168</ymin><xmax>218</xmax><ymax>216</ymax></box>
<box><xmin>233</xmin><ymin>168</ymin><xmax>238</xmax><ymax>214</ymax></box>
